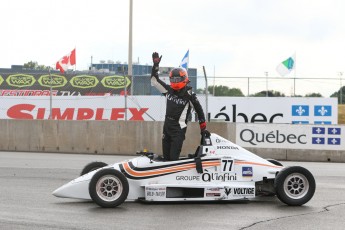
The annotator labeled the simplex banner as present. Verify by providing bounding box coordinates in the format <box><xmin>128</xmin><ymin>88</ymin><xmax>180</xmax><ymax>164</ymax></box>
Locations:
<box><xmin>236</xmin><ymin>123</ymin><xmax>344</xmax><ymax>150</ymax></box>
<box><xmin>0</xmin><ymin>96</ymin><xmax>338</xmax><ymax>124</ymax></box>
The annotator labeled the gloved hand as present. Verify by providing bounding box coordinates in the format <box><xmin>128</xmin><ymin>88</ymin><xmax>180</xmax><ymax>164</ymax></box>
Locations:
<box><xmin>201</xmin><ymin>129</ymin><xmax>211</xmax><ymax>137</ymax></box>
<box><xmin>151</xmin><ymin>52</ymin><xmax>162</xmax><ymax>77</ymax></box>
<box><xmin>152</xmin><ymin>52</ymin><xmax>162</xmax><ymax>67</ymax></box>
<box><xmin>200</xmin><ymin>122</ymin><xmax>211</xmax><ymax>137</ymax></box>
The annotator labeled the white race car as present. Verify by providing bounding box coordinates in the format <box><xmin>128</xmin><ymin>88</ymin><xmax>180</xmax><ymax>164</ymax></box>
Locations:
<box><xmin>53</xmin><ymin>133</ymin><xmax>316</xmax><ymax>208</ymax></box>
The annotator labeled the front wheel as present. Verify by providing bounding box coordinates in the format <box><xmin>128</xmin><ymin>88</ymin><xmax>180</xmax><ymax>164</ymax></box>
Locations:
<box><xmin>274</xmin><ymin>166</ymin><xmax>315</xmax><ymax>206</ymax></box>
<box><xmin>89</xmin><ymin>168</ymin><xmax>129</xmax><ymax>208</ymax></box>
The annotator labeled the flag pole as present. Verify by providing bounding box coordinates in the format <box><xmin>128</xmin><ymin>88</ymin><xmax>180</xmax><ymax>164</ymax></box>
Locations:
<box><xmin>294</xmin><ymin>52</ymin><xmax>296</xmax><ymax>96</ymax></box>
<box><xmin>49</xmin><ymin>67</ymin><xmax>52</xmax><ymax>119</ymax></box>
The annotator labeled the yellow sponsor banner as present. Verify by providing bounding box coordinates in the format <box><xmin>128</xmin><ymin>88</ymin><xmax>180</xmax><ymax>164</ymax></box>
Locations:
<box><xmin>38</xmin><ymin>74</ymin><xmax>68</xmax><ymax>88</ymax></box>
<box><xmin>6</xmin><ymin>74</ymin><xmax>36</xmax><ymax>88</ymax></box>
<box><xmin>101</xmin><ymin>75</ymin><xmax>131</xmax><ymax>89</ymax></box>
<box><xmin>0</xmin><ymin>75</ymin><xmax>3</xmax><ymax>85</ymax></box>
<box><xmin>70</xmin><ymin>75</ymin><xmax>99</xmax><ymax>88</ymax></box>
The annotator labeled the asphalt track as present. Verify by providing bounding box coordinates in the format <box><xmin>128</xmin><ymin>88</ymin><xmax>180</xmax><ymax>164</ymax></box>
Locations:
<box><xmin>1</xmin><ymin>151</ymin><xmax>345</xmax><ymax>230</ymax></box>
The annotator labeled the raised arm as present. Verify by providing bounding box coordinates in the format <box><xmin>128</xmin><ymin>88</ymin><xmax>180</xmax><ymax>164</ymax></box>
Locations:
<box><xmin>150</xmin><ymin>52</ymin><xmax>169</xmax><ymax>93</ymax></box>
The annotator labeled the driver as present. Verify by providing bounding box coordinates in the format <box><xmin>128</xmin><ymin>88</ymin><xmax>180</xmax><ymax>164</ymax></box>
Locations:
<box><xmin>151</xmin><ymin>52</ymin><xmax>210</xmax><ymax>161</ymax></box>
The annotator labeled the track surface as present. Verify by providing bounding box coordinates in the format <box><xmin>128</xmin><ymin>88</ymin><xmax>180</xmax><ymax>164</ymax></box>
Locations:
<box><xmin>1</xmin><ymin>151</ymin><xmax>345</xmax><ymax>230</ymax></box>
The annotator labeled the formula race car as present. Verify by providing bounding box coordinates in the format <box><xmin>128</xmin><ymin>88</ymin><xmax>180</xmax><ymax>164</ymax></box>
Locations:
<box><xmin>53</xmin><ymin>133</ymin><xmax>316</xmax><ymax>208</ymax></box>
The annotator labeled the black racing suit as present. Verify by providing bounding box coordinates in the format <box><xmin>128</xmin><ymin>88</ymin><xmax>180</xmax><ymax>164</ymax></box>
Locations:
<box><xmin>151</xmin><ymin>75</ymin><xmax>206</xmax><ymax>161</ymax></box>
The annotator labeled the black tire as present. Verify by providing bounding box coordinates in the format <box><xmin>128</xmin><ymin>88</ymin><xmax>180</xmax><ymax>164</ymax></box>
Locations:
<box><xmin>89</xmin><ymin>168</ymin><xmax>129</xmax><ymax>208</ymax></box>
<box><xmin>274</xmin><ymin>166</ymin><xmax>315</xmax><ymax>206</ymax></box>
<box><xmin>267</xmin><ymin>159</ymin><xmax>283</xmax><ymax>166</ymax></box>
<box><xmin>80</xmin><ymin>162</ymin><xmax>108</xmax><ymax>176</ymax></box>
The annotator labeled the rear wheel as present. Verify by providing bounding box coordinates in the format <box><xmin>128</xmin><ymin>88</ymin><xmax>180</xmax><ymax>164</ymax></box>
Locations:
<box><xmin>274</xmin><ymin>166</ymin><xmax>315</xmax><ymax>206</ymax></box>
<box><xmin>80</xmin><ymin>161</ymin><xmax>108</xmax><ymax>176</ymax></box>
<box><xmin>89</xmin><ymin>168</ymin><xmax>129</xmax><ymax>208</ymax></box>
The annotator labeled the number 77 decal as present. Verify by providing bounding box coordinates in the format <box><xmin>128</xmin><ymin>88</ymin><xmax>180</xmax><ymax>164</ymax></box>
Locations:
<box><xmin>221</xmin><ymin>158</ymin><xmax>234</xmax><ymax>172</ymax></box>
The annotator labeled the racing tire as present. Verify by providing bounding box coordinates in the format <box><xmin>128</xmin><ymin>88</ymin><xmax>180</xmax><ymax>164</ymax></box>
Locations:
<box><xmin>80</xmin><ymin>162</ymin><xmax>108</xmax><ymax>176</ymax></box>
<box><xmin>267</xmin><ymin>159</ymin><xmax>283</xmax><ymax>166</ymax></box>
<box><xmin>274</xmin><ymin>166</ymin><xmax>315</xmax><ymax>206</ymax></box>
<box><xmin>89</xmin><ymin>168</ymin><xmax>129</xmax><ymax>208</ymax></box>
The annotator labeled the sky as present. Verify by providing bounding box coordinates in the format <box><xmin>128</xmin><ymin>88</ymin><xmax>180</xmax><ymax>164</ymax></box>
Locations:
<box><xmin>1</xmin><ymin>0</ymin><xmax>345</xmax><ymax>96</ymax></box>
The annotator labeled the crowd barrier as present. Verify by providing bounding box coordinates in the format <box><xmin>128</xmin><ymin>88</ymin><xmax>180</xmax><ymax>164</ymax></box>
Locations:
<box><xmin>0</xmin><ymin>119</ymin><xmax>344</xmax><ymax>162</ymax></box>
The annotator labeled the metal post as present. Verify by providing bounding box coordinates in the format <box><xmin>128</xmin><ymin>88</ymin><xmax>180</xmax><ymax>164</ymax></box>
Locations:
<box><xmin>49</xmin><ymin>67</ymin><xmax>52</xmax><ymax>119</ymax></box>
<box><xmin>128</xmin><ymin>0</ymin><xmax>133</xmax><ymax>95</ymax></box>
<box><xmin>247</xmin><ymin>77</ymin><xmax>250</xmax><ymax>96</ymax></box>
<box><xmin>339</xmin><ymin>72</ymin><xmax>343</xmax><ymax>104</ymax></box>
<box><xmin>265</xmin><ymin>72</ymin><xmax>268</xmax><ymax>97</ymax></box>
<box><xmin>123</xmin><ymin>66</ymin><xmax>128</xmax><ymax>121</ymax></box>
<box><xmin>203</xmin><ymin>66</ymin><xmax>208</xmax><ymax>121</ymax></box>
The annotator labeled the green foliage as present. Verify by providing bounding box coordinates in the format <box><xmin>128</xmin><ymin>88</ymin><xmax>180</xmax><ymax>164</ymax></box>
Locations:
<box><xmin>206</xmin><ymin>85</ymin><xmax>244</xmax><ymax>96</ymax></box>
<box><xmin>250</xmin><ymin>90</ymin><xmax>285</xmax><ymax>97</ymax></box>
<box><xmin>23</xmin><ymin>61</ymin><xmax>50</xmax><ymax>70</ymax></box>
<box><xmin>305</xmin><ymin>93</ymin><xmax>322</xmax><ymax>97</ymax></box>
<box><xmin>330</xmin><ymin>86</ymin><xmax>345</xmax><ymax>104</ymax></box>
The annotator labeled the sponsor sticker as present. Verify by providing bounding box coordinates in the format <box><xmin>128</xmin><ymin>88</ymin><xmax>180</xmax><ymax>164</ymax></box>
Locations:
<box><xmin>6</xmin><ymin>74</ymin><xmax>36</xmax><ymax>87</ymax></box>
<box><xmin>38</xmin><ymin>74</ymin><xmax>68</xmax><ymax>88</ymax></box>
<box><xmin>206</xmin><ymin>193</ymin><xmax>221</xmax><ymax>197</ymax></box>
<box><xmin>242</xmin><ymin>167</ymin><xmax>253</xmax><ymax>177</ymax></box>
<box><xmin>101</xmin><ymin>75</ymin><xmax>131</xmax><ymax>89</ymax></box>
<box><xmin>70</xmin><ymin>75</ymin><xmax>99</xmax><ymax>88</ymax></box>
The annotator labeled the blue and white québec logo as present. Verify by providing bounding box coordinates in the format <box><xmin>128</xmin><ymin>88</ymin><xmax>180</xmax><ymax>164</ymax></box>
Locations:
<box><xmin>292</xmin><ymin>105</ymin><xmax>309</xmax><ymax>116</ymax></box>
<box><xmin>311</xmin><ymin>126</ymin><xmax>341</xmax><ymax>145</ymax></box>
<box><xmin>314</xmin><ymin>105</ymin><xmax>332</xmax><ymax>116</ymax></box>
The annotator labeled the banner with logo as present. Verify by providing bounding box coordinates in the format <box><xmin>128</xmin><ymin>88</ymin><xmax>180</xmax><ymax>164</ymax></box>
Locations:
<box><xmin>207</xmin><ymin>97</ymin><xmax>338</xmax><ymax>124</ymax></box>
<box><xmin>0</xmin><ymin>96</ymin><xmax>338</xmax><ymax>124</ymax></box>
<box><xmin>236</xmin><ymin>123</ymin><xmax>344</xmax><ymax>150</ymax></box>
<box><xmin>0</xmin><ymin>73</ymin><xmax>131</xmax><ymax>96</ymax></box>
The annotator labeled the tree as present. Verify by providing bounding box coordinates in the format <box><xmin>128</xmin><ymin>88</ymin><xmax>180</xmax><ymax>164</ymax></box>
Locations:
<box><xmin>206</xmin><ymin>85</ymin><xmax>244</xmax><ymax>96</ymax></box>
<box><xmin>305</xmin><ymin>93</ymin><xmax>322</xmax><ymax>97</ymax></box>
<box><xmin>23</xmin><ymin>61</ymin><xmax>38</xmax><ymax>69</ymax></box>
<box><xmin>23</xmin><ymin>61</ymin><xmax>50</xmax><ymax>70</ymax></box>
<box><xmin>330</xmin><ymin>86</ymin><xmax>345</xmax><ymax>104</ymax></box>
<box><xmin>251</xmin><ymin>90</ymin><xmax>285</xmax><ymax>97</ymax></box>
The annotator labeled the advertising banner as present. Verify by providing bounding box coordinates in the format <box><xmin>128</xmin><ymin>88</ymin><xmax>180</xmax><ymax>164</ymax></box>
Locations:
<box><xmin>0</xmin><ymin>96</ymin><xmax>338</xmax><ymax>124</ymax></box>
<box><xmin>0</xmin><ymin>73</ymin><xmax>131</xmax><ymax>96</ymax></box>
<box><xmin>236</xmin><ymin>123</ymin><xmax>344</xmax><ymax>150</ymax></box>
<box><xmin>207</xmin><ymin>97</ymin><xmax>337</xmax><ymax>124</ymax></box>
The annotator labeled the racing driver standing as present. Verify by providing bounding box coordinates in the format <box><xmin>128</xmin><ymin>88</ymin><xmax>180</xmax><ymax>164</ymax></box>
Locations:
<box><xmin>150</xmin><ymin>52</ymin><xmax>210</xmax><ymax>161</ymax></box>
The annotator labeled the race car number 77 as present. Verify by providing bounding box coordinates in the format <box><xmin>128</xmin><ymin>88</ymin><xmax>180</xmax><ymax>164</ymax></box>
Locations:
<box><xmin>221</xmin><ymin>159</ymin><xmax>234</xmax><ymax>172</ymax></box>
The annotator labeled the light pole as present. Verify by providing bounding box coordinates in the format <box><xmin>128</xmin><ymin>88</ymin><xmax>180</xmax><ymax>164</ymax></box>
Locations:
<box><xmin>338</xmin><ymin>72</ymin><xmax>343</xmax><ymax>104</ymax></box>
<box><xmin>128</xmin><ymin>0</ymin><xmax>133</xmax><ymax>95</ymax></box>
<box><xmin>265</xmin><ymin>71</ymin><xmax>268</xmax><ymax>97</ymax></box>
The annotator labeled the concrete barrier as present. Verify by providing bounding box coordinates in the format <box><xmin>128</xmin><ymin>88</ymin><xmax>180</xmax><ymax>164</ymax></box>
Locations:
<box><xmin>0</xmin><ymin>119</ymin><xmax>344</xmax><ymax>162</ymax></box>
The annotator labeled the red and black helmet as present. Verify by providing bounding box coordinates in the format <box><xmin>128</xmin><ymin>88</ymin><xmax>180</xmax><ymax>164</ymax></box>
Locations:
<box><xmin>169</xmin><ymin>67</ymin><xmax>189</xmax><ymax>90</ymax></box>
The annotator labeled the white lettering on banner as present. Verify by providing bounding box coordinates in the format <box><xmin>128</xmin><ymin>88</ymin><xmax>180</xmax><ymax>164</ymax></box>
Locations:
<box><xmin>6</xmin><ymin>104</ymin><xmax>148</xmax><ymax>120</ymax></box>
<box><xmin>236</xmin><ymin>123</ymin><xmax>345</xmax><ymax>151</ymax></box>
<box><xmin>0</xmin><ymin>96</ymin><xmax>338</xmax><ymax>123</ymax></box>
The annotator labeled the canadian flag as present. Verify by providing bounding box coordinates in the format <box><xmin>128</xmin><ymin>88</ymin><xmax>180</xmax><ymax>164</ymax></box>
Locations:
<box><xmin>56</xmin><ymin>48</ymin><xmax>76</xmax><ymax>73</ymax></box>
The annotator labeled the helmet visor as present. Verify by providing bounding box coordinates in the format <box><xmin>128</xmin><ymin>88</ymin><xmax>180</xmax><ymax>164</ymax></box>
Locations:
<box><xmin>170</xmin><ymin>76</ymin><xmax>184</xmax><ymax>83</ymax></box>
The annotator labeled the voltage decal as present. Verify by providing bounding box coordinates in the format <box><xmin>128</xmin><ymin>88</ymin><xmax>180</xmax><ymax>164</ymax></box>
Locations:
<box><xmin>6</xmin><ymin>74</ymin><xmax>36</xmax><ymax>88</ymax></box>
<box><xmin>101</xmin><ymin>75</ymin><xmax>131</xmax><ymax>89</ymax></box>
<box><xmin>70</xmin><ymin>75</ymin><xmax>99</xmax><ymax>88</ymax></box>
<box><xmin>38</xmin><ymin>74</ymin><xmax>68</xmax><ymax>88</ymax></box>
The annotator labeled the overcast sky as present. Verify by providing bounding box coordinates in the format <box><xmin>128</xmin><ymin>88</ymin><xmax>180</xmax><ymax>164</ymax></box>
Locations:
<box><xmin>1</xmin><ymin>0</ymin><xmax>345</xmax><ymax>96</ymax></box>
